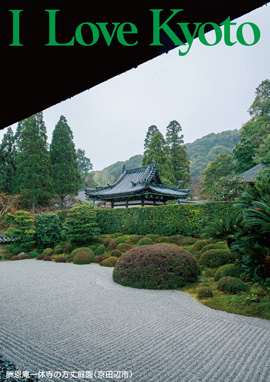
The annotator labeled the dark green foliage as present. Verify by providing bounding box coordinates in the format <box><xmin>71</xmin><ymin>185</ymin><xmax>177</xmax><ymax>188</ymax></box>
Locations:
<box><xmin>95</xmin><ymin>244</ymin><xmax>106</xmax><ymax>255</ymax></box>
<box><xmin>5</xmin><ymin>211</ymin><xmax>35</xmax><ymax>253</ymax></box>
<box><xmin>73</xmin><ymin>251</ymin><xmax>94</xmax><ymax>264</ymax></box>
<box><xmin>199</xmin><ymin>249</ymin><xmax>235</xmax><ymax>268</ymax></box>
<box><xmin>214</xmin><ymin>264</ymin><xmax>242</xmax><ymax>281</ymax></box>
<box><xmin>50</xmin><ymin>115</ymin><xmax>80</xmax><ymax>201</ymax></box>
<box><xmin>0</xmin><ymin>127</ymin><xmax>17</xmax><ymax>193</ymax></box>
<box><xmin>54</xmin><ymin>245</ymin><xmax>64</xmax><ymax>254</ymax></box>
<box><xmin>232</xmin><ymin>178</ymin><xmax>270</xmax><ymax>282</ymax></box>
<box><xmin>76</xmin><ymin>148</ymin><xmax>93</xmax><ymax>187</ymax></box>
<box><xmin>14</xmin><ymin>112</ymin><xmax>52</xmax><ymax>209</ymax></box>
<box><xmin>115</xmin><ymin>236</ymin><xmax>126</xmax><ymax>244</ymax></box>
<box><xmin>116</xmin><ymin>243</ymin><xmax>132</xmax><ymax>252</ymax></box>
<box><xmin>71</xmin><ymin>247</ymin><xmax>94</xmax><ymax>258</ymax></box>
<box><xmin>109</xmin><ymin>249</ymin><xmax>122</xmax><ymax>258</ymax></box>
<box><xmin>210</xmin><ymin>175</ymin><xmax>247</xmax><ymax>201</ymax></box>
<box><xmin>200</xmin><ymin>153</ymin><xmax>235</xmax><ymax>197</ymax></box>
<box><xmin>29</xmin><ymin>251</ymin><xmax>39</xmax><ymax>258</ymax></box>
<box><xmin>197</xmin><ymin>286</ymin><xmax>213</xmax><ymax>299</ymax></box>
<box><xmin>136</xmin><ymin>237</ymin><xmax>154</xmax><ymax>246</ymax></box>
<box><xmin>113</xmin><ymin>244</ymin><xmax>199</xmax><ymax>289</ymax></box>
<box><xmin>166</xmin><ymin>120</ymin><xmax>190</xmax><ymax>186</ymax></box>
<box><xmin>96</xmin><ymin>202</ymin><xmax>240</xmax><ymax>237</ymax></box>
<box><xmin>2</xmin><ymin>252</ymin><xmax>14</xmax><ymax>260</ymax></box>
<box><xmin>142</xmin><ymin>125</ymin><xmax>159</xmax><ymax>165</ymax></box>
<box><xmin>55</xmin><ymin>256</ymin><xmax>66</xmax><ymax>263</ymax></box>
<box><xmin>100</xmin><ymin>256</ymin><xmax>119</xmax><ymax>267</ymax></box>
<box><xmin>93</xmin><ymin>254</ymin><xmax>109</xmax><ymax>263</ymax></box>
<box><xmin>62</xmin><ymin>203</ymin><xmax>100</xmax><ymax>245</ymax></box>
<box><xmin>34</xmin><ymin>212</ymin><xmax>62</xmax><ymax>247</ymax></box>
<box><xmin>218</xmin><ymin>276</ymin><xmax>248</xmax><ymax>294</ymax></box>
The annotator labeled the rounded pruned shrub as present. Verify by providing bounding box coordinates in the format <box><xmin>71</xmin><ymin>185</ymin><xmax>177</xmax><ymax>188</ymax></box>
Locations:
<box><xmin>43</xmin><ymin>256</ymin><xmax>52</xmax><ymax>261</ymax></box>
<box><xmin>55</xmin><ymin>256</ymin><xmax>66</xmax><ymax>263</ymax></box>
<box><xmin>201</xmin><ymin>243</ymin><xmax>228</xmax><ymax>253</ymax></box>
<box><xmin>95</xmin><ymin>244</ymin><xmax>106</xmax><ymax>256</ymax></box>
<box><xmin>218</xmin><ymin>276</ymin><xmax>248</xmax><ymax>294</ymax></box>
<box><xmin>113</xmin><ymin>244</ymin><xmax>199</xmax><ymax>290</ymax></box>
<box><xmin>136</xmin><ymin>237</ymin><xmax>154</xmax><ymax>246</ymax></box>
<box><xmin>106</xmin><ymin>238</ymin><xmax>117</xmax><ymax>251</ymax></box>
<box><xmin>116</xmin><ymin>243</ymin><xmax>132</xmax><ymax>253</ymax></box>
<box><xmin>109</xmin><ymin>249</ymin><xmax>122</xmax><ymax>258</ymax></box>
<box><xmin>154</xmin><ymin>236</ymin><xmax>169</xmax><ymax>243</ymax></box>
<box><xmin>71</xmin><ymin>247</ymin><xmax>93</xmax><ymax>258</ymax></box>
<box><xmin>37</xmin><ymin>254</ymin><xmax>45</xmax><ymax>260</ymax></box>
<box><xmin>54</xmin><ymin>245</ymin><xmax>64</xmax><ymax>255</ymax></box>
<box><xmin>128</xmin><ymin>235</ymin><xmax>144</xmax><ymax>244</ymax></box>
<box><xmin>73</xmin><ymin>251</ymin><xmax>94</xmax><ymax>265</ymax></box>
<box><xmin>115</xmin><ymin>236</ymin><xmax>126</xmax><ymax>244</ymax></box>
<box><xmin>214</xmin><ymin>264</ymin><xmax>242</xmax><ymax>281</ymax></box>
<box><xmin>94</xmin><ymin>254</ymin><xmax>109</xmax><ymax>264</ymax></box>
<box><xmin>198</xmin><ymin>249</ymin><xmax>235</xmax><ymax>268</ymax></box>
<box><xmin>191</xmin><ymin>240</ymin><xmax>209</xmax><ymax>253</ymax></box>
<box><xmin>197</xmin><ymin>286</ymin><xmax>213</xmax><ymax>299</ymax></box>
<box><xmin>100</xmin><ymin>256</ymin><xmax>119</xmax><ymax>267</ymax></box>
<box><xmin>10</xmin><ymin>255</ymin><xmax>21</xmax><ymax>261</ymax></box>
<box><xmin>43</xmin><ymin>248</ymin><xmax>54</xmax><ymax>256</ymax></box>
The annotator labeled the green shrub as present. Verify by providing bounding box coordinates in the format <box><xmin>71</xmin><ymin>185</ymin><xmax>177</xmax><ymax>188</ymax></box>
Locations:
<box><xmin>105</xmin><ymin>238</ymin><xmax>117</xmax><ymax>251</ymax></box>
<box><xmin>113</xmin><ymin>244</ymin><xmax>199</xmax><ymax>290</ymax></box>
<box><xmin>93</xmin><ymin>254</ymin><xmax>109</xmax><ymax>264</ymax></box>
<box><xmin>54</xmin><ymin>245</ymin><xmax>64</xmax><ymax>254</ymax></box>
<box><xmin>191</xmin><ymin>240</ymin><xmax>209</xmax><ymax>253</ymax></box>
<box><xmin>136</xmin><ymin>237</ymin><xmax>154</xmax><ymax>246</ymax></box>
<box><xmin>73</xmin><ymin>251</ymin><xmax>94</xmax><ymax>265</ymax></box>
<box><xmin>55</xmin><ymin>256</ymin><xmax>66</xmax><ymax>263</ymax></box>
<box><xmin>214</xmin><ymin>264</ymin><xmax>242</xmax><ymax>281</ymax></box>
<box><xmin>218</xmin><ymin>276</ymin><xmax>248</xmax><ymax>294</ymax></box>
<box><xmin>43</xmin><ymin>248</ymin><xmax>54</xmax><ymax>256</ymax></box>
<box><xmin>67</xmin><ymin>258</ymin><xmax>73</xmax><ymax>263</ymax></box>
<box><xmin>128</xmin><ymin>235</ymin><xmax>144</xmax><ymax>244</ymax></box>
<box><xmin>109</xmin><ymin>249</ymin><xmax>122</xmax><ymax>258</ymax></box>
<box><xmin>95</xmin><ymin>244</ymin><xmax>106</xmax><ymax>256</ymax></box>
<box><xmin>201</xmin><ymin>243</ymin><xmax>228</xmax><ymax>253</ymax></box>
<box><xmin>34</xmin><ymin>211</ymin><xmax>62</xmax><ymax>247</ymax></box>
<box><xmin>154</xmin><ymin>236</ymin><xmax>169</xmax><ymax>243</ymax></box>
<box><xmin>62</xmin><ymin>203</ymin><xmax>100</xmax><ymax>245</ymax></box>
<box><xmin>5</xmin><ymin>211</ymin><xmax>35</xmax><ymax>253</ymax></box>
<box><xmin>71</xmin><ymin>247</ymin><xmax>94</xmax><ymax>258</ymax></box>
<box><xmin>116</xmin><ymin>243</ymin><xmax>132</xmax><ymax>253</ymax></box>
<box><xmin>145</xmin><ymin>234</ymin><xmax>160</xmax><ymax>241</ymax></box>
<box><xmin>63</xmin><ymin>242</ymin><xmax>75</xmax><ymax>254</ymax></box>
<box><xmin>199</xmin><ymin>249</ymin><xmax>235</xmax><ymax>268</ymax></box>
<box><xmin>115</xmin><ymin>236</ymin><xmax>126</xmax><ymax>244</ymax></box>
<box><xmin>29</xmin><ymin>251</ymin><xmax>39</xmax><ymax>258</ymax></box>
<box><xmin>100</xmin><ymin>256</ymin><xmax>119</xmax><ymax>267</ymax></box>
<box><xmin>197</xmin><ymin>286</ymin><xmax>213</xmax><ymax>299</ymax></box>
<box><xmin>3</xmin><ymin>252</ymin><xmax>14</xmax><ymax>260</ymax></box>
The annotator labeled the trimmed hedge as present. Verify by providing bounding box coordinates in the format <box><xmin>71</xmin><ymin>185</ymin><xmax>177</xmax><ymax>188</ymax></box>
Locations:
<box><xmin>96</xmin><ymin>202</ymin><xmax>240</xmax><ymax>237</ymax></box>
<box><xmin>218</xmin><ymin>276</ymin><xmax>248</xmax><ymax>294</ymax></box>
<box><xmin>198</xmin><ymin>249</ymin><xmax>235</xmax><ymax>268</ymax></box>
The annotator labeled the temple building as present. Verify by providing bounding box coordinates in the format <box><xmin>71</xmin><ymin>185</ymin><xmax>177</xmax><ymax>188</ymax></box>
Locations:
<box><xmin>85</xmin><ymin>161</ymin><xmax>190</xmax><ymax>208</ymax></box>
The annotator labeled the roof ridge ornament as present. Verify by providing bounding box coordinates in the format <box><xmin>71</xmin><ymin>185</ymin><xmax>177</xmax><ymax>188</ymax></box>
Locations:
<box><xmin>121</xmin><ymin>164</ymin><xmax>126</xmax><ymax>173</ymax></box>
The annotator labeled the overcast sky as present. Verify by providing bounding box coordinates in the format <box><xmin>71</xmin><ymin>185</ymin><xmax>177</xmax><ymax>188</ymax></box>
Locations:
<box><xmin>2</xmin><ymin>5</ymin><xmax>270</xmax><ymax>171</ymax></box>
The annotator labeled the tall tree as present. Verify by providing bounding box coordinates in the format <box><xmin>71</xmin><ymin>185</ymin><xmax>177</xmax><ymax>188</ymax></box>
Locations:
<box><xmin>50</xmin><ymin>116</ymin><xmax>80</xmax><ymax>202</ymax></box>
<box><xmin>14</xmin><ymin>113</ymin><xmax>52</xmax><ymax>210</ymax></box>
<box><xmin>200</xmin><ymin>153</ymin><xmax>235</xmax><ymax>196</ymax></box>
<box><xmin>166</xmin><ymin>120</ymin><xmax>190</xmax><ymax>186</ymax></box>
<box><xmin>0</xmin><ymin>127</ymin><xmax>17</xmax><ymax>193</ymax></box>
<box><xmin>234</xmin><ymin>79</ymin><xmax>270</xmax><ymax>173</ymax></box>
<box><xmin>142</xmin><ymin>125</ymin><xmax>159</xmax><ymax>166</ymax></box>
<box><xmin>143</xmin><ymin>131</ymin><xmax>176</xmax><ymax>185</ymax></box>
<box><xmin>76</xmin><ymin>148</ymin><xmax>93</xmax><ymax>187</ymax></box>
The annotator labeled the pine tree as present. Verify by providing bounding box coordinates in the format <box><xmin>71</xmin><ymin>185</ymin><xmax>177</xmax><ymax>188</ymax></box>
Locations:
<box><xmin>142</xmin><ymin>125</ymin><xmax>159</xmax><ymax>166</ymax></box>
<box><xmin>0</xmin><ymin>127</ymin><xmax>17</xmax><ymax>193</ymax></box>
<box><xmin>76</xmin><ymin>148</ymin><xmax>93</xmax><ymax>187</ymax></box>
<box><xmin>50</xmin><ymin>116</ymin><xmax>80</xmax><ymax>202</ymax></box>
<box><xmin>14</xmin><ymin>113</ymin><xmax>52</xmax><ymax>210</ymax></box>
<box><xmin>166</xmin><ymin>120</ymin><xmax>190</xmax><ymax>186</ymax></box>
<box><xmin>143</xmin><ymin>131</ymin><xmax>176</xmax><ymax>185</ymax></box>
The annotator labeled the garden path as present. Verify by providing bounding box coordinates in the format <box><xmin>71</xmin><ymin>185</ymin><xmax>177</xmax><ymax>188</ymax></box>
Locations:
<box><xmin>0</xmin><ymin>260</ymin><xmax>270</xmax><ymax>382</ymax></box>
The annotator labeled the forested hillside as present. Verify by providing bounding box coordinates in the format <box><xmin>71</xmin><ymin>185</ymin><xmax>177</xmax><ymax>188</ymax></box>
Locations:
<box><xmin>91</xmin><ymin>130</ymin><xmax>240</xmax><ymax>186</ymax></box>
<box><xmin>186</xmin><ymin>129</ymin><xmax>240</xmax><ymax>177</ymax></box>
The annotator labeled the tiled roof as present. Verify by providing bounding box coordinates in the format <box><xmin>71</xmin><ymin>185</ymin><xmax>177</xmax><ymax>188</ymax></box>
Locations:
<box><xmin>241</xmin><ymin>164</ymin><xmax>265</xmax><ymax>182</ymax></box>
<box><xmin>85</xmin><ymin>161</ymin><xmax>189</xmax><ymax>200</ymax></box>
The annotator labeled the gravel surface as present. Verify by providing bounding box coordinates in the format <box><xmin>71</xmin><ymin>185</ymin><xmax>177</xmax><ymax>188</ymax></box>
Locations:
<box><xmin>0</xmin><ymin>260</ymin><xmax>270</xmax><ymax>382</ymax></box>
